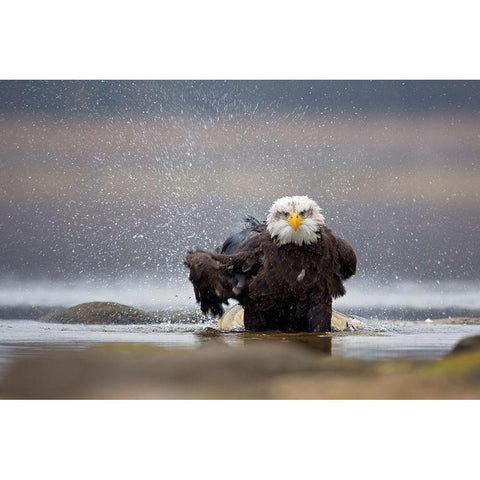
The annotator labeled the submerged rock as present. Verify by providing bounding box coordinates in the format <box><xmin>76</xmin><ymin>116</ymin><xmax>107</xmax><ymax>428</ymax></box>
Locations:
<box><xmin>40</xmin><ymin>301</ymin><xmax>153</xmax><ymax>324</ymax></box>
<box><xmin>218</xmin><ymin>305</ymin><xmax>366</xmax><ymax>332</ymax></box>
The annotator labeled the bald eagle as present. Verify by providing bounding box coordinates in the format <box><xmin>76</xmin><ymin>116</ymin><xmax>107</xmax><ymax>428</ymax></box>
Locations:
<box><xmin>184</xmin><ymin>196</ymin><xmax>356</xmax><ymax>332</ymax></box>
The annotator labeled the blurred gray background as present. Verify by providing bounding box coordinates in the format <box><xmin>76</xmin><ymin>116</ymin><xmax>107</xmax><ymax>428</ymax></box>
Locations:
<box><xmin>1</xmin><ymin>81</ymin><xmax>479</xmax><ymax>311</ymax></box>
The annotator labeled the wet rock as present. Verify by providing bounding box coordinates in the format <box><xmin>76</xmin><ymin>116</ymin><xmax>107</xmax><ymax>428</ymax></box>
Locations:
<box><xmin>450</xmin><ymin>335</ymin><xmax>480</xmax><ymax>355</ymax></box>
<box><xmin>218</xmin><ymin>305</ymin><xmax>366</xmax><ymax>332</ymax></box>
<box><xmin>40</xmin><ymin>301</ymin><xmax>153</xmax><ymax>324</ymax></box>
<box><xmin>421</xmin><ymin>348</ymin><xmax>480</xmax><ymax>384</ymax></box>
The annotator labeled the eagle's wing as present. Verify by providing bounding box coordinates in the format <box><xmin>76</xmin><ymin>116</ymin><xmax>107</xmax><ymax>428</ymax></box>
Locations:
<box><xmin>219</xmin><ymin>216</ymin><xmax>266</xmax><ymax>254</ymax></box>
<box><xmin>335</xmin><ymin>237</ymin><xmax>357</xmax><ymax>280</ymax></box>
<box><xmin>184</xmin><ymin>247</ymin><xmax>263</xmax><ymax>316</ymax></box>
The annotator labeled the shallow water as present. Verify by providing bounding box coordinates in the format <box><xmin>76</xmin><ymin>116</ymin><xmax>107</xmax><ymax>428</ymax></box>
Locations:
<box><xmin>1</xmin><ymin>317</ymin><xmax>480</xmax><ymax>379</ymax></box>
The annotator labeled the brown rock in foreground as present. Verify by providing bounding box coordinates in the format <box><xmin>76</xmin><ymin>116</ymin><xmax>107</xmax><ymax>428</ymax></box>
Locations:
<box><xmin>0</xmin><ymin>342</ymin><xmax>330</xmax><ymax>399</ymax></box>
<box><xmin>2</xmin><ymin>336</ymin><xmax>480</xmax><ymax>399</ymax></box>
<box><xmin>450</xmin><ymin>335</ymin><xmax>480</xmax><ymax>355</ymax></box>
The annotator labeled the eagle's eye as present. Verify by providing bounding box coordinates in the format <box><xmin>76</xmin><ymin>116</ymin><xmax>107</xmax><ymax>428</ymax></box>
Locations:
<box><xmin>282</xmin><ymin>211</ymin><xmax>289</xmax><ymax>218</ymax></box>
<box><xmin>298</xmin><ymin>210</ymin><xmax>306</xmax><ymax>217</ymax></box>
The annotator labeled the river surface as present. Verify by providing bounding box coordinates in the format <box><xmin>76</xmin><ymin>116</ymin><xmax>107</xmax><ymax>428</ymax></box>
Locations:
<box><xmin>1</xmin><ymin>316</ymin><xmax>480</xmax><ymax>380</ymax></box>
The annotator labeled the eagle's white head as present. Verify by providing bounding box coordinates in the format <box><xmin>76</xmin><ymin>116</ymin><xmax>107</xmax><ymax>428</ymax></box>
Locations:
<box><xmin>266</xmin><ymin>196</ymin><xmax>325</xmax><ymax>246</ymax></box>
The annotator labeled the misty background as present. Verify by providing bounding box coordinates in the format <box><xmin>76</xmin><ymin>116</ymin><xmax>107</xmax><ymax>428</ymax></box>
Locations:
<box><xmin>1</xmin><ymin>81</ymin><xmax>479</xmax><ymax>314</ymax></box>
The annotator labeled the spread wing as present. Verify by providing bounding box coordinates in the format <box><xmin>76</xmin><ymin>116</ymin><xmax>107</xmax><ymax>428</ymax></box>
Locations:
<box><xmin>321</xmin><ymin>229</ymin><xmax>357</xmax><ymax>299</ymax></box>
<box><xmin>335</xmin><ymin>237</ymin><xmax>357</xmax><ymax>280</ymax></box>
<box><xmin>219</xmin><ymin>216</ymin><xmax>266</xmax><ymax>254</ymax></box>
<box><xmin>184</xmin><ymin>246</ymin><xmax>263</xmax><ymax>316</ymax></box>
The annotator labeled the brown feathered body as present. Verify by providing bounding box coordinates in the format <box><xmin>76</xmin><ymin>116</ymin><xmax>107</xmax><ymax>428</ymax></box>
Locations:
<box><xmin>184</xmin><ymin>221</ymin><xmax>356</xmax><ymax>332</ymax></box>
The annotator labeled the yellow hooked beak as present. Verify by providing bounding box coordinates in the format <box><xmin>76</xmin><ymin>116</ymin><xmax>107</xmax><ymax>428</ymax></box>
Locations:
<box><xmin>287</xmin><ymin>212</ymin><xmax>304</xmax><ymax>232</ymax></box>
